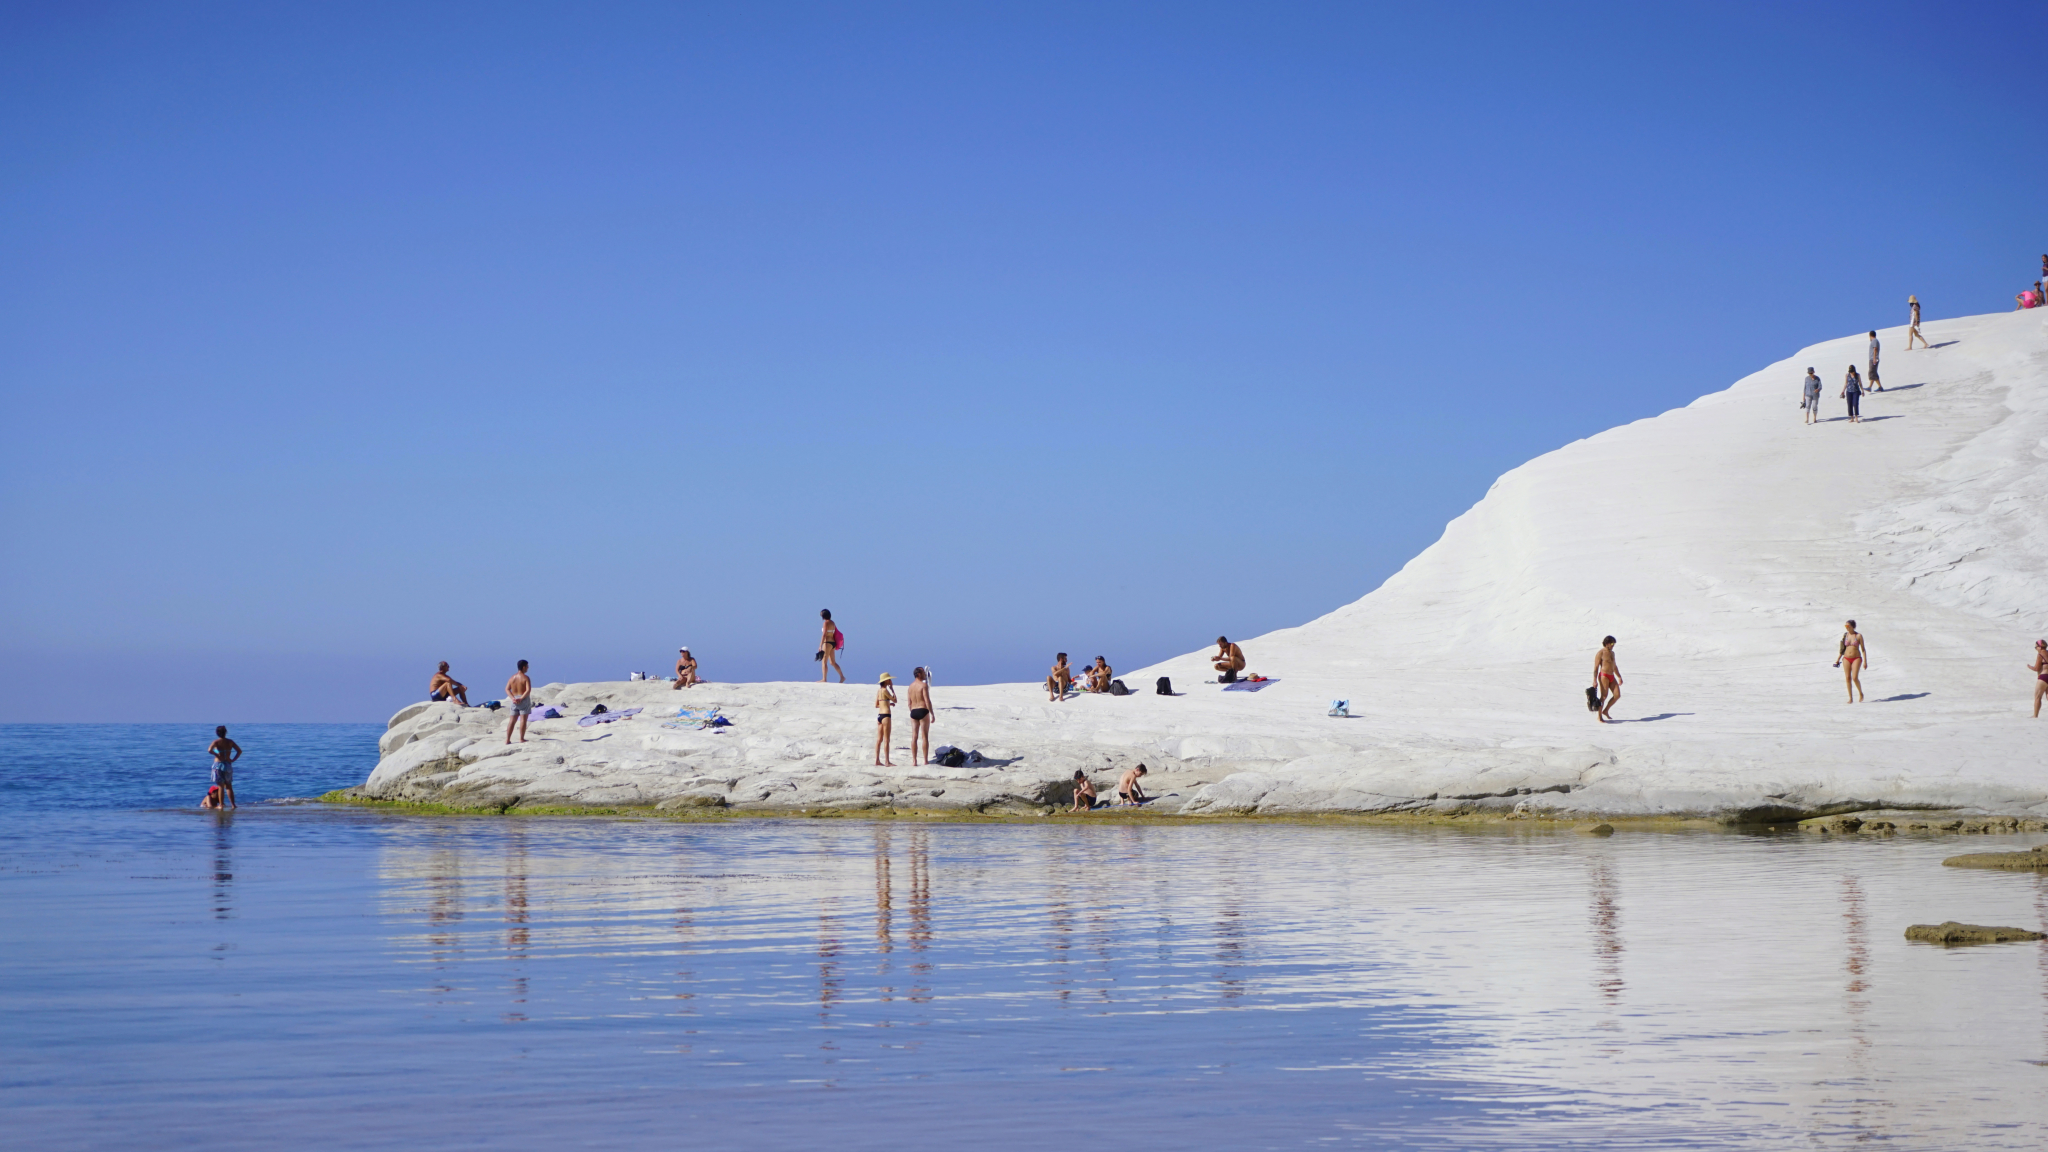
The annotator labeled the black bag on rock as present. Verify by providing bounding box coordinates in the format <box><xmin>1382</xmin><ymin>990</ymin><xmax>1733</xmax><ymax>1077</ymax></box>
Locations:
<box><xmin>1156</xmin><ymin>677</ymin><xmax>1172</xmax><ymax>695</ymax></box>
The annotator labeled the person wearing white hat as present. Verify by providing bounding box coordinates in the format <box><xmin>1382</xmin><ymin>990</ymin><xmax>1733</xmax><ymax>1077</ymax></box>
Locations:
<box><xmin>1906</xmin><ymin>296</ymin><xmax>1928</xmax><ymax>350</ymax></box>
<box><xmin>873</xmin><ymin>673</ymin><xmax>897</xmax><ymax>767</ymax></box>
<box><xmin>672</xmin><ymin>647</ymin><xmax>699</xmax><ymax>689</ymax></box>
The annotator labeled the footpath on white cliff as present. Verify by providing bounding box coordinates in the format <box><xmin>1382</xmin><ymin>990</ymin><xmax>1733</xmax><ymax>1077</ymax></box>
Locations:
<box><xmin>357</xmin><ymin>307</ymin><xmax>2048</xmax><ymax>822</ymax></box>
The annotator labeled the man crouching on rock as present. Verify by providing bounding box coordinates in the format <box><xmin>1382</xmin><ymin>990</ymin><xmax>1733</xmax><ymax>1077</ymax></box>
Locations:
<box><xmin>1117</xmin><ymin>764</ymin><xmax>1149</xmax><ymax>806</ymax></box>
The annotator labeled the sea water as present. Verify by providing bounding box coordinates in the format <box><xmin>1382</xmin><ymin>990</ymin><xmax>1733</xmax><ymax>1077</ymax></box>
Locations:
<box><xmin>3</xmin><ymin>724</ymin><xmax>2046</xmax><ymax>1150</ymax></box>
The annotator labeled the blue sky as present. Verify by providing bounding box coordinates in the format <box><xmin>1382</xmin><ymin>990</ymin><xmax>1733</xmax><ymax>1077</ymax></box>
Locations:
<box><xmin>3</xmin><ymin>1</ymin><xmax>2044</xmax><ymax>722</ymax></box>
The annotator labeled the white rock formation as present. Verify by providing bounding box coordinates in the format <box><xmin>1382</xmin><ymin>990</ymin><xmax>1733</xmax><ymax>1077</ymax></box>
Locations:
<box><xmin>356</xmin><ymin>308</ymin><xmax>2048</xmax><ymax>821</ymax></box>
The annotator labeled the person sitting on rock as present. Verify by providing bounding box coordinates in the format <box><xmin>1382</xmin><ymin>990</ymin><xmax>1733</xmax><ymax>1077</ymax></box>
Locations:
<box><xmin>1211</xmin><ymin>637</ymin><xmax>1246</xmax><ymax>683</ymax></box>
<box><xmin>672</xmin><ymin>647</ymin><xmax>699</xmax><ymax>689</ymax></box>
<box><xmin>1046</xmin><ymin>653</ymin><xmax>1073</xmax><ymax>702</ymax></box>
<box><xmin>1116</xmin><ymin>764</ymin><xmax>1149</xmax><ymax>806</ymax></box>
<box><xmin>1067</xmin><ymin>770</ymin><xmax>1098</xmax><ymax>813</ymax></box>
<box><xmin>429</xmin><ymin>662</ymin><xmax>469</xmax><ymax>706</ymax></box>
<box><xmin>1085</xmin><ymin>656</ymin><xmax>1112</xmax><ymax>693</ymax></box>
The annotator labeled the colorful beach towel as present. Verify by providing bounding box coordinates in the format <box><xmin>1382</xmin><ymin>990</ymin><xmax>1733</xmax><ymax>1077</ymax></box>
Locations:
<box><xmin>1222</xmin><ymin>679</ymin><xmax>1277</xmax><ymax>692</ymax></box>
<box><xmin>577</xmin><ymin>706</ymin><xmax>643</xmax><ymax>727</ymax></box>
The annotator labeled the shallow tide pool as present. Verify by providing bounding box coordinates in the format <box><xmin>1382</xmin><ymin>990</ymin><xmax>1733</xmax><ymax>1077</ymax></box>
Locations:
<box><xmin>3</xmin><ymin>724</ymin><xmax>2046</xmax><ymax>1150</ymax></box>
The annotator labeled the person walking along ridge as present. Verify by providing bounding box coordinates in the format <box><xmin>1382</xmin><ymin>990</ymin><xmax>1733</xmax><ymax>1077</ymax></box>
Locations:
<box><xmin>1866</xmin><ymin>331</ymin><xmax>1882</xmax><ymax>392</ymax></box>
<box><xmin>1801</xmin><ymin>367</ymin><xmax>1822</xmax><ymax>424</ymax></box>
<box><xmin>1835</xmin><ymin>622</ymin><xmax>1868</xmax><ymax>703</ymax></box>
<box><xmin>1841</xmin><ymin>365</ymin><xmax>1863</xmax><ymax>423</ymax></box>
<box><xmin>1591</xmin><ymin>637</ymin><xmax>1622</xmax><ymax>723</ymax></box>
<box><xmin>1906</xmin><ymin>296</ymin><xmax>1928</xmax><ymax>350</ymax></box>
<box><xmin>817</xmin><ymin>609</ymin><xmax>845</xmax><ymax>683</ymax></box>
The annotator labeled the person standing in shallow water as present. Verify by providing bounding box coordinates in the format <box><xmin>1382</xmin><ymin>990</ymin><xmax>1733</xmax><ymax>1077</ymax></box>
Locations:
<box><xmin>1835</xmin><ymin>622</ymin><xmax>1868</xmax><ymax>703</ymax></box>
<box><xmin>207</xmin><ymin>726</ymin><xmax>241</xmax><ymax>809</ymax></box>
<box><xmin>1841</xmin><ymin>365</ymin><xmax>1863</xmax><ymax>423</ymax></box>
<box><xmin>2028</xmin><ymin>640</ymin><xmax>2046</xmax><ymax>718</ymax></box>
<box><xmin>873</xmin><ymin>673</ymin><xmax>896</xmax><ymax>767</ymax></box>
<box><xmin>1801</xmin><ymin>367</ymin><xmax>1822</xmax><ymax>425</ymax></box>
<box><xmin>1591</xmin><ymin>637</ymin><xmax>1622</xmax><ymax>723</ymax></box>
<box><xmin>906</xmin><ymin>667</ymin><xmax>934</xmax><ymax>765</ymax></box>
<box><xmin>817</xmin><ymin>609</ymin><xmax>844</xmax><ymax>683</ymax></box>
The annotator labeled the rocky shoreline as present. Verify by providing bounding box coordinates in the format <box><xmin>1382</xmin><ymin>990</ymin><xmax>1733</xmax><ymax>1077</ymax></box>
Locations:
<box><xmin>340</xmin><ymin>680</ymin><xmax>2048</xmax><ymax>830</ymax></box>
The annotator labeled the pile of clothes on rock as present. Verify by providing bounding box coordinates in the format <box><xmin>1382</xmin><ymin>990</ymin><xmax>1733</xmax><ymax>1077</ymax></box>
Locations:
<box><xmin>661</xmin><ymin>706</ymin><xmax>732</xmax><ymax>732</ymax></box>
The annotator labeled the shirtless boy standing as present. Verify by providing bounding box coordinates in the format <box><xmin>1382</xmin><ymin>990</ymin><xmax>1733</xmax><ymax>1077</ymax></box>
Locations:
<box><xmin>1592</xmin><ymin>637</ymin><xmax>1622</xmax><ymax>723</ymax></box>
<box><xmin>207</xmin><ymin>726</ymin><xmax>242</xmax><ymax>809</ymax></box>
<box><xmin>504</xmin><ymin>660</ymin><xmax>533</xmax><ymax>743</ymax></box>
<box><xmin>1116</xmin><ymin>764</ymin><xmax>1148</xmax><ymax>806</ymax></box>
<box><xmin>1835</xmin><ymin>622</ymin><xmax>1868</xmax><ymax>703</ymax></box>
<box><xmin>906</xmin><ymin>667</ymin><xmax>935</xmax><ymax>765</ymax></box>
<box><xmin>873</xmin><ymin>673</ymin><xmax>896</xmax><ymax>767</ymax></box>
<box><xmin>430</xmin><ymin>663</ymin><xmax>470</xmax><ymax>706</ymax></box>
<box><xmin>1046</xmin><ymin>653</ymin><xmax>1072</xmax><ymax>702</ymax></box>
<box><xmin>1067</xmin><ymin>770</ymin><xmax>1097</xmax><ymax>813</ymax></box>
<box><xmin>1212</xmin><ymin>637</ymin><xmax>1246</xmax><ymax>683</ymax></box>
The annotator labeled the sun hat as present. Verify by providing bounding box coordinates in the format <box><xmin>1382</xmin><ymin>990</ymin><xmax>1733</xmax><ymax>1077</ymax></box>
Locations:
<box><xmin>1909</xmin><ymin>295</ymin><xmax>1918</xmax><ymax>303</ymax></box>
<box><xmin>879</xmin><ymin>672</ymin><xmax>894</xmax><ymax>683</ymax></box>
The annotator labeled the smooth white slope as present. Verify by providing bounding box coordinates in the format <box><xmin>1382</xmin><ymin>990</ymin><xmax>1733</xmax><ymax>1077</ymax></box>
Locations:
<box><xmin>1128</xmin><ymin>307</ymin><xmax>2048</xmax><ymax>815</ymax></box>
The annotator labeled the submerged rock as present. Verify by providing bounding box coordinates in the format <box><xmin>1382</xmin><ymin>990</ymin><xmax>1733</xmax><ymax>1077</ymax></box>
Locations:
<box><xmin>1942</xmin><ymin>845</ymin><xmax>2048</xmax><ymax>870</ymax></box>
<box><xmin>1903</xmin><ymin>921</ymin><xmax>2046</xmax><ymax>945</ymax></box>
<box><xmin>1574</xmin><ymin>823</ymin><xmax>1615</xmax><ymax>836</ymax></box>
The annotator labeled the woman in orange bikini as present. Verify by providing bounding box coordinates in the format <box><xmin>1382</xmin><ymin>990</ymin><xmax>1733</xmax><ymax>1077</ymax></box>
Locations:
<box><xmin>1835</xmin><ymin>620</ymin><xmax>1868</xmax><ymax>703</ymax></box>
<box><xmin>2028</xmin><ymin>640</ymin><xmax>2046</xmax><ymax>718</ymax></box>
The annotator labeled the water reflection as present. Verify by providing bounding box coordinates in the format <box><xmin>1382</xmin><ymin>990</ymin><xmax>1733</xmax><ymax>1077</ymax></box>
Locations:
<box><xmin>353</xmin><ymin>821</ymin><xmax>2048</xmax><ymax>1147</ymax></box>
<box><xmin>210</xmin><ymin>817</ymin><xmax>233</xmax><ymax>921</ymax></box>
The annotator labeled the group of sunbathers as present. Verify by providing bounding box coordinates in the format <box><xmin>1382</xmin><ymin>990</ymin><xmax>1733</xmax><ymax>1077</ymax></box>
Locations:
<box><xmin>1065</xmin><ymin>764</ymin><xmax>1149</xmax><ymax>811</ymax></box>
<box><xmin>1045</xmin><ymin>653</ymin><xmax>1115</xmax><ymax>700</ymax></box>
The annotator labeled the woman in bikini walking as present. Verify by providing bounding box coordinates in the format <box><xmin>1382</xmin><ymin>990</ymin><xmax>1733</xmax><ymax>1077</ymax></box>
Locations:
<box><xmin>1836</xmin><ymin>620</ymin><xmax>1868</xmax><ymax>703</ymax></box>
<box><xmin>2028</xmin><ymin>640</ymin><xmax>2047</xmax><ymax>718</ymax></box>
<box><xmin>817</xmin><ymin>609</ymin><xmax>844</xmax><ymax>683</ymax></box>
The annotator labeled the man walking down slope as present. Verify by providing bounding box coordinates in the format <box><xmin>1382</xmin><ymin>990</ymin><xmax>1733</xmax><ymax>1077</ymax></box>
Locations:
<box><xmin>1801</xmin><ymin>367</ymin><xmax>1822</xmax><ymax>424</ymax></box>
<box><xmin>1867</xmin><ymin>331</ymin><xmax>1882</xmax><ymax>392</ymax></box>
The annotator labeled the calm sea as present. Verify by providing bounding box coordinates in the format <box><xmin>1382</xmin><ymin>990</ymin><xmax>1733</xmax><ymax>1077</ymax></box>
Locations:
<box><xmin>3</xmin><ymin>723</ymin><xmax>2046</xmax><ymax>1150</ymax></box>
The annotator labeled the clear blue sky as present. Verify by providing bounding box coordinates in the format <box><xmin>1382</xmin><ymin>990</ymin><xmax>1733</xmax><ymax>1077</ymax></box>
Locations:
<box><xmin>4</xmin><ymin>1</ymin><xmax>2043</xmax><ymax>722</ymax></box>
